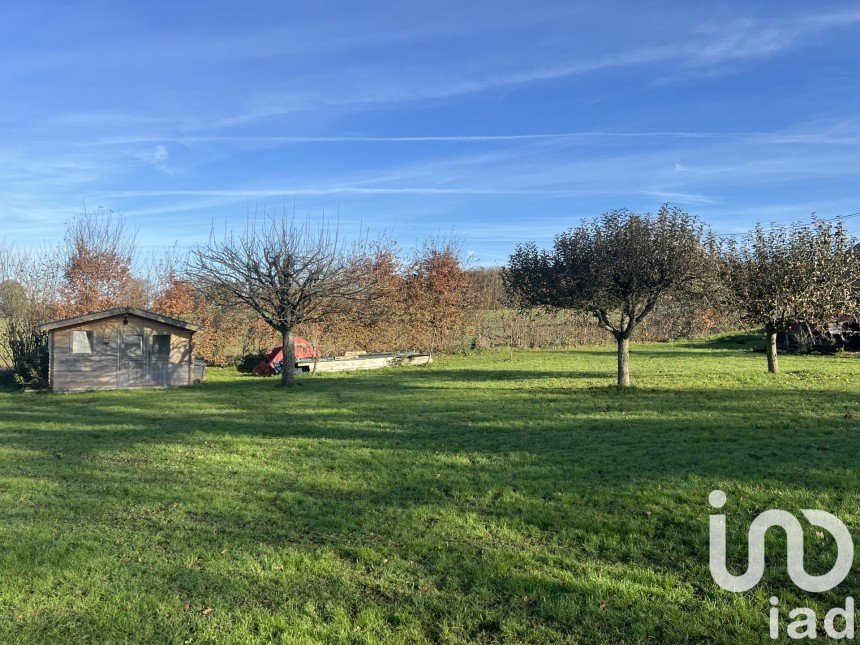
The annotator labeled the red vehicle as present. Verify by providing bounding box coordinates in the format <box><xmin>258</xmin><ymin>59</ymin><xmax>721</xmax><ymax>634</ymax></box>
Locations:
<box><xmin>253</xmin><ymin>337</ymin><xmax>319</xmax><ymax>375</ymax></box>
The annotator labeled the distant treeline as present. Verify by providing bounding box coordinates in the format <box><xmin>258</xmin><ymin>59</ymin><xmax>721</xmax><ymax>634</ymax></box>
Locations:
<box><xmin>4</xmin><ymin>206</ymin><xmax>853</xmax><ymax>388</ymax></box>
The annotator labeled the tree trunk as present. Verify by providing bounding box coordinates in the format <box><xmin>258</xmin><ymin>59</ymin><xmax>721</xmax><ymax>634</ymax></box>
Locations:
<box><xmin>280</xmin><ymin>329</ymin><xmax>296</xmax><ymax>387</ymax></box>
<box><xmin>765</xmin><ymin>325</ymin><xmax>779</xmax><ymax>374</ymax></box>
<box><xmin>617</xmin><ymin>335</ymin><xmax>631</xmax><ymax>387</ymax></box>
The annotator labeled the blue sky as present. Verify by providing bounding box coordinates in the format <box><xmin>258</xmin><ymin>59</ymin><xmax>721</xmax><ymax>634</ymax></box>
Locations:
<box><xmin>2</xmin><ymin>1</ymin><xmax>860</xmax><ymax>264</ymax></box>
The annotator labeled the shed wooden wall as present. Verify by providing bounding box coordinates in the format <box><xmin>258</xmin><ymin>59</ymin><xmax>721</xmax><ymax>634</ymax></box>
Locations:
<box><xmin>50</xmin><ymin>314</ymin><xmax>193</xmax><ymax>393</ymax></box>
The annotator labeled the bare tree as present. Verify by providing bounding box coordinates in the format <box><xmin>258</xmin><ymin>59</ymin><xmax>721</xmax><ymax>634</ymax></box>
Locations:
<box><xmin>0</xmin><ymin>242</ymin><xmax>60</xmax><ymax>385</ymax></box>
<box><xmin>726</xmin><ymin>217</ymin><xmax>860</xmax><ymax>373</ymax></box>
<box><xmin>187</xmin><ymin>212</ymin><xmax>380</xmax><ymax>386</ymax></box>
<box><xmin>506</xmin><ymin>206</ymin><xmax>718</xmax><ymax>386</ymax></box>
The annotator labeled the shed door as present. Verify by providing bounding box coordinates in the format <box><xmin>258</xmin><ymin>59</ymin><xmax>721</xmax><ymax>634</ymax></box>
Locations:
<box><xmin>149</xmin><ymin>334</ymin><xmax>171</xmax><ymax>386</ymax></box>
<box><xmin>119</xmin><ymin>331</ymin><xmax>146</xmax><ymax>388</ymax></box>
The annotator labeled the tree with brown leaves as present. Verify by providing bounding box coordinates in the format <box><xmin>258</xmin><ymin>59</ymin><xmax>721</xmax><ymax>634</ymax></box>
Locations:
<box><xmin>58</xmin><ymin>210</ymin><xmax>140</xmax><ymax>317</ymax></box>
<box><xmin>311</xmin><ymin>240</ymin><xmax>404</xmax><ymax>355</ymax></box>
<box><xmin>152</xmin><ymin>270</ymin><xmax>196</xmax><ymax>319</ymax></box>
<box><xmin>405</xmin><ymin>236</ymin><xmax>470</xmax><ymax>353</ymax></box>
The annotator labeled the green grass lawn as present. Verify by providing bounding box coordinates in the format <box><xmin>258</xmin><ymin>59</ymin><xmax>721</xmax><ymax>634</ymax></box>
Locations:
<box><xmin>0</xmin><ymin>335</ymin><xmax>858</xmax><ymax>643</ymax></box>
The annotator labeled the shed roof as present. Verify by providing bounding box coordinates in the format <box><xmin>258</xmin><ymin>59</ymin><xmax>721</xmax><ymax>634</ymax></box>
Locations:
<box><xmin>40</xmin><ymin>307</ymin><xmax>200</xmax><ymax>333</ymax></box>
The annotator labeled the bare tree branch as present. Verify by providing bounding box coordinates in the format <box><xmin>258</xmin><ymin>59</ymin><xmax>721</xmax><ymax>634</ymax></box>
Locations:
<box><xmin>186</xmin><ymin>210</ymin><xmax>381</xmax><ymax>387</ymax></box>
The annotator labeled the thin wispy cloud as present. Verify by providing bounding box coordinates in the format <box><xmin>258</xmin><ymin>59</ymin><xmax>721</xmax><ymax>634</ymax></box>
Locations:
<box><xmin>83</xmin><ymin>129</ymin><xmax>860</xmax><ymax>147</ymax></box>
<box><xmin>134</xmin><ymin>145</ymin><xmax>172</xmax><ymax>173</ymax></box>
<box><xmin>104</xmin><ymin>187</ymin><xmax>607</xmax><ymax>198</ymax></box>
<box><xmin>2</xmin><ymin>3</ymin><xmax>860</xmax><ymax>259</ymax></box>
<box><xmin>38</xmin><ymin>7</ymin><xmax>860</xmax><ymax>135</ymax></box>
<box><xmin>203</xmin><ymin>8</ymin><xmax>860</xmax><ymax>128</ymax></box>
<box><xmin>95</xmin><ymin>132</ymin><xmax>720</xmax><ymax>145</ymax></box>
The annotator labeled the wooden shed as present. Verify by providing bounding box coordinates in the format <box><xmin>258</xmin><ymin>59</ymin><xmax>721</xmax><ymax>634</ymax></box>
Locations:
<box><xmin>40</xmin><ymin>307</ymin><xmax>200</xmax><ymax>393</ymax></box>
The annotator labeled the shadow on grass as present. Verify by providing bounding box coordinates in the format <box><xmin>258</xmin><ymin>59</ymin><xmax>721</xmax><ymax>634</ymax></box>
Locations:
<box><xmin>702</xmin><ymin>332</ymin><xmax>763</xmax><ymax>350</ymax></box>
<box><xmin>3</xmin><ymin>370</ymin><xmax>857</xmax><ymax>492</ymax></box>
<box><xmin>0</xmin><ymin>356</ymin><xmax>858</xmax><ymax>641</ymax></box>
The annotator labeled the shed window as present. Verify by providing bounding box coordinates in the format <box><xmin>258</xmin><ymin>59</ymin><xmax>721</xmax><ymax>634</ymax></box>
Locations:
<box><xmin>151</xmin><ymin>334</ymin><xmax>171</xmax><ymax>357</ymax></box>
<box><xmin>123</xmin><ymin>334</ymin><xmax>144</xmax><ymax>358</ymax></box>
<box><xmin>71</xmin><ymin>330</ymin><xmax>94</xmax><ymax>354</ymax></box>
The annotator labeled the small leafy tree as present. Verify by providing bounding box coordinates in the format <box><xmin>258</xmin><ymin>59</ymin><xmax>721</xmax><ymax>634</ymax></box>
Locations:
<box><xmin>506</xmin><ymin>206</ymin><xmax>717</xmax><ymax>386</ymax></box>
<box><xmin>405</xmin><ymin>236</ymin><xmax>470</xmax><ymax>354</ymax></box>
<box><xmin>151</xmin><ymin>270</ymin><xmax>196</xmax><ymax>319</ymax></box>
<box><xmin>59</xmin><ymin>210</ymin><xmax>140</xmax><ymax>316</ymax></box>
<box><xmin>311</xmin><ymin>239</ymin><xmax>404</xmax><ymax>355</ymax></box>
<box><xmin>726</xmin><ymin>217</ymin><xmax>860</xmax><ymax>373</ymax></box>
<box><xmin>187</xmin><ymin>213</ymin><xmax>381</xmax><ymax>387</ymax></box>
